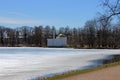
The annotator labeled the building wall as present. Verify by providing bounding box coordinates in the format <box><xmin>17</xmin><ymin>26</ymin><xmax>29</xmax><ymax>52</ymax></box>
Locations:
<box><xmin>47</xmin><ymin>37</ymin><xmax>67</xmax><ymax>47</ymax></box>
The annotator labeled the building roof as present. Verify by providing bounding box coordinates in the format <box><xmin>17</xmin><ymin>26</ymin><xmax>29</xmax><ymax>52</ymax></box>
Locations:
<box><xmin>57</xmin><ymin>34</ymin><xmax>65</xmax><ymax>37</ymax></box>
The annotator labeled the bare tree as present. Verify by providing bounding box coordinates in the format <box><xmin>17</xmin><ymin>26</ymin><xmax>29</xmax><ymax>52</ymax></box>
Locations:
<box><xmin>0</xmin><ymin>26</ymin><xmax>5</xmax><ymax>46</ymax></box>
<box><xmin>8</xmin><ymin>29</ymin><xmax>15</xmax><ymax>46</ymax></box>
<box><xmin>98</xmin><ymin>16</ymin><xmax>112</xmax><ymax>48</ymax></box>
<box><xmin>102</xmin><ymin>0</ymin><xmax>120</xmax><ymax>19</ymax></box>
<box><xmin>84</xmin><ymin>20</ymin><xmax>96</xmax><ymax>48</ymax></box>
<box><xmin>33</xmin><ymin>26</ymin><xmax>43</xmax><ymax>46</ymax></box>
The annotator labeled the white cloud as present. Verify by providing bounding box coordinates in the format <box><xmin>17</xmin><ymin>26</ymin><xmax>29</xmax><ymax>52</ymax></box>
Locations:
<box><xmin>7</xmin><ymin>12</ymin><xmax>32</xmax><ymax>18</ymax></box>
<box><xmin>0</xmin><ymin>17</ymin><xmax>44</xmax><ymax>25</ymax></box>
<box><xmin>0</xmin><ymin>11</ymin><xmax>60</xmax><ymax>26</ymax></box>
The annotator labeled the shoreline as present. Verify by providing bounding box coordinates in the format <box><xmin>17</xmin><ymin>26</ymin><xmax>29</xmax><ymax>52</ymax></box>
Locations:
<box><xmin>61</xmin><ymin>63</ymin><xmax>120</xmax><ymax>80</ymax></box>
<box><xmin>37</xmin><ymin>55</ymin><xmax>120</xmax><ymax>80</ymax></box>
<box><xmin>38</xmin><ymin>62</ymin><xmax>120</xmax><ymax>80</ymax></box>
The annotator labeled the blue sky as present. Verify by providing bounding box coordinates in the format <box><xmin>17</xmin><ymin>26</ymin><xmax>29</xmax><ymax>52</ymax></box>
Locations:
<box><xmin>0</xmin><ymin>0</ymin><xmax>101</xmax><ymax>28</ymax></box>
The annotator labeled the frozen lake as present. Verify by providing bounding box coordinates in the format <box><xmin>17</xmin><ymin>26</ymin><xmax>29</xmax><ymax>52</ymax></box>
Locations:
<box><xmin>0</xmin><ymin>47</ymin><xmax>120</xmax><ymax>80</ymax></box>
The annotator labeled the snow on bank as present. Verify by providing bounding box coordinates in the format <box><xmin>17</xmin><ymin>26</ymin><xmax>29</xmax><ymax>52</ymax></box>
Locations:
<box><xmin>0</xmin><ymin>47</ymin><xmax>119</xmax><ymax>80</ymax></box>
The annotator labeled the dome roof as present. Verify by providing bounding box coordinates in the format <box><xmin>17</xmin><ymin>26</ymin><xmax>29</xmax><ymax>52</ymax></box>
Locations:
<box><xmin>57</xmin><ymin>34</ymin><xmax>65</xmax><ymax>37</ymax></box>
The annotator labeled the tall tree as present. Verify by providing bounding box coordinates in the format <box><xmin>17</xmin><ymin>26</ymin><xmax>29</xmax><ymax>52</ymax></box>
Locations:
<box><xmin>101</xmin><ymin>0</ymin><xmax>120</xmax><ymax>21</ymax></box>
<box><xmin>0</xmin><ymin>26</ymin><xmax>5</xmax><ymax>46</ymax></box>
<box><xmin>42</xmin><ymin>26</ymin><xmax>51</xmax><ymax>47</ymax></box>
<box><xmin>84</xmin><ymin>20</ymin><xmax>96</xmax><ymax>48</ymax></box>
<box><xmin>33</xmin><ymin>26</ymin><xmax>43</xmax><ymax>46</ymax></box>
<box><xmin>98</xmin><ymin>15</ymin><xmax>112</xmax><ymax>48</ymax></box>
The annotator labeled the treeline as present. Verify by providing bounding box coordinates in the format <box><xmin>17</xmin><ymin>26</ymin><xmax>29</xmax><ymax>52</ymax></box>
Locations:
<box><xmin>0</xmin><ymin>0</ymin><xmax>120</xmax><ymax>48</ymax></box>
<box><xmin>0</xmin><ymin>18</ymin><xmax>120</xmax><ymax>48</ymax></box>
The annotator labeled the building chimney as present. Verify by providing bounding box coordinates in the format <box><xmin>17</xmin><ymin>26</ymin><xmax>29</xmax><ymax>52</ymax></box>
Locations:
<box><xmin>52</xmin><ymin>26</ymin><xmax>55</xmax><ymax>39</ymax></box>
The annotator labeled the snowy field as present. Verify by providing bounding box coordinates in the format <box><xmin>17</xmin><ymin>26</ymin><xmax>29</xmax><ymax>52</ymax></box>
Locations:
<box><xmin>0</xmin><ymin>47</ymin><xmax>120</xmax><ymax>80</ymax></box>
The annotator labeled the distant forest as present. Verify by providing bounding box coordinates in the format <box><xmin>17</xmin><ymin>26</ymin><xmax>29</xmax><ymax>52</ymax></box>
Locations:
<box><xmin>0</xmin><ymin>0</ymin><xmax>120</xmax><ymax>48</ymax></box>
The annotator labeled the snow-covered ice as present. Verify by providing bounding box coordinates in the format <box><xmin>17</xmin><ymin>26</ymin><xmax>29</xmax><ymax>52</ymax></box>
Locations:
<box><xmin>0</xmin><ymin>47</ymin><xmax>119</xmax><ymax>80</ymax></box>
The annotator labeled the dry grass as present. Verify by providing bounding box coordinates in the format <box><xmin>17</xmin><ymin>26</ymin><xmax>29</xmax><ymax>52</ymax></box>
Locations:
<box><xmin>38</xmin><ymin>62</ymin><xmax>120</xmax><ymax>80</ymax></box>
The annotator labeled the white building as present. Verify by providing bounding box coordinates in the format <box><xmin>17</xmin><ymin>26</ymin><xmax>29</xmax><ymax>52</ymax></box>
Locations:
<box><xmin>47</xmin><ymin>34</ymin><xmax>67</xmax><ymax>47</ymax></box>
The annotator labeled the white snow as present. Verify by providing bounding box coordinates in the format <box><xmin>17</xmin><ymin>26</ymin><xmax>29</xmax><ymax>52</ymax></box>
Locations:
<box><xmin>0</xmin><ymin>47</ymin><xmax>119</xmax><ymax>80</ymax></box>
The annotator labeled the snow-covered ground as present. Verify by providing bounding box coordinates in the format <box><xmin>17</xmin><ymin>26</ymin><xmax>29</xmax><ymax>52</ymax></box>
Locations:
<box><xmin>0</xmin><ymin>47</ymin><xmax>119</xmax><ymax>80</ymax></box>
